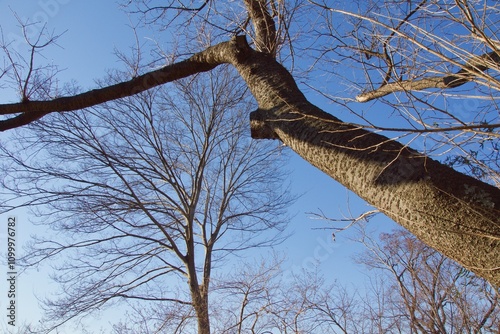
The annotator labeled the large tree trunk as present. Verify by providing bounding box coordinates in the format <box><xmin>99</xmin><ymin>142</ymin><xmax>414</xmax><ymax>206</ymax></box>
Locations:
<box><xmin>227</xmin><ymin>37</ymin><xmax>500</xmax><ymax>286</ymax></box>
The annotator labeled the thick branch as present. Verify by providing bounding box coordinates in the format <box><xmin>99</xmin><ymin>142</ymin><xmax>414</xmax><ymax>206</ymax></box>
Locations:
<box><xmin>243</xmin><ymin>0</ymin><xmax>277</xmax><ymax>56</ymax></box>
<box><xmin>357</xmin><ymin>51</ymin><xmax>500</xmax><ymax>102</ymax></box>
<box><xmin>0</xmin><ymin>37</ymin><xmax>250</xmax><ymax>131</ymax></box>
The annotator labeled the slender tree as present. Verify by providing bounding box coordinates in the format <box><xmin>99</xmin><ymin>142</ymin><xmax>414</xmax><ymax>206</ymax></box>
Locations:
<box><xmin>0</xmin><ymin>0</ymin><xmax>499</xmax><ymax>285</ymax></box>
<box><xmin>1</xmin><ymin>62</ymin><xmax>291</xmax><ymax>333</ymax></box>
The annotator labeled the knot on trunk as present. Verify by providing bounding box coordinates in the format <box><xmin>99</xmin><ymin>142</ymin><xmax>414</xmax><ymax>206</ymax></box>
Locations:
<box><xmin>250</xmin><ymin>108</ymin><xmax>280</xmax><ymax>140</ymax></box>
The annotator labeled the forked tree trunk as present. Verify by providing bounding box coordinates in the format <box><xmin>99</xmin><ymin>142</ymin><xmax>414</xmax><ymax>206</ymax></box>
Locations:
<box><xmin>226</xmin><ymin>37</ymin><xmax>500</xmax><ymax>286</ymax></box>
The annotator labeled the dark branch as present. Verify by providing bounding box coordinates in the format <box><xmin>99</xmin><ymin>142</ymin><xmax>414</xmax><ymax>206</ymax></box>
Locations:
<box><xmin>0</xmin><ymin>37</ymin><xmax>252</xmax><ymax>131</ymax></box>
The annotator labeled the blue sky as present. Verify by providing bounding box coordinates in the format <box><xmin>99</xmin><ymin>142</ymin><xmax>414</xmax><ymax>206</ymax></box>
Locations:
<box><xmin>0</xmin><ymin>1</ymin><xmax>399</xmax><ymax>332</ymax></box>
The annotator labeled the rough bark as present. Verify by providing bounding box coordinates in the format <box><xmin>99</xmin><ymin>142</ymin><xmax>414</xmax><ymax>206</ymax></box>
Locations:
<box><xmin>0</xmin><ymin>40</ymin><xmax>241</xmax><ymax>131</ymax></box>
<box><xmin>190</xmin><ymin>284</ymin><xmax>210</xmax><ymax>334</ymax></box>
<box><xmin>243</xmin><ymin>0</ymin><xmax>278</xmax><ymax>56</ymax></box>
<box><xmin>224</xmin><ymin>38</ymin><xmax>500</xmax><ymax>286</ymax></box>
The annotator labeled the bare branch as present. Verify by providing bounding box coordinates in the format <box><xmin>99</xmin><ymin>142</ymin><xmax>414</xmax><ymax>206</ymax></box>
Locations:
<box><xmin>243</xmin><ymin>0</ymin><xmax>278</xmax><ymax>55</ymax></box>
<box><xmin>357</xmin><ymin>51</ymin><xmax>500</xmax><ymax>102</ymax></box>
<box><xmin>0</xmin><ymin>36</ymin><xmax>251</xmax><ymax>131</ymax></box>
<box><xmin>309</xmin><ymin>209</ymin><xmax>380</xmax><ymax>237</ymax></box>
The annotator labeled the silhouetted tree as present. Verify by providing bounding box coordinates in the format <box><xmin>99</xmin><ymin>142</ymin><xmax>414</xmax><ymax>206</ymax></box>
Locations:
<box><xmin>1</xmin><ymin>63</ymin><xmax>291</xmax><ymax>333</ymax></box>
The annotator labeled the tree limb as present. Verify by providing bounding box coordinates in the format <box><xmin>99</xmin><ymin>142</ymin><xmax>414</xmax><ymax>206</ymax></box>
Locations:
<box><xmin>356</xmin><ymin>49</ymin><xmax>500</xmax><ymax>102</ymax></box>
<box><xmin>243</xmin><ymin>0</ymin><xmax>277</xmax><ymax>56</ymax></box>
<box><xmin>0</xmin><ymin>37</ymin><xmax>250</xmax><ymax>131</ymax></box>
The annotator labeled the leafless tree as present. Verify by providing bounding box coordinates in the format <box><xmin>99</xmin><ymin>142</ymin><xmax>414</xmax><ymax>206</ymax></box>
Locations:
<box><xmin>0</xmin><ymin>0</ymin><xmax>499</xmax><ymax>286</ymax></box>
<box><xmin>105</xmin><ymin>232</ymin><xmax>500</xmax><ymax>333</ymax></box>
<box><xmin>195</xmin><ymin>222</ymin><xmax>500</xmax><ymax>334</ymax></box>
<box><xmin>355</xmin><ymin>226</ymin><xmax>500</xmax><ymax>333</ymax></box>
<box><xmin>209</xmin><ymin>257</ymin><xmax>360</xmax><ymax>334</ymax></box>
<box><xmin>0</xmin><ymin>59</ymin><xmax>292</xmax><ymax>333</ymax></box>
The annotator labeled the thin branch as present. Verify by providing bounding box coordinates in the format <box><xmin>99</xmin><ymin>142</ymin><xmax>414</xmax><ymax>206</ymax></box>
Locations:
<box><xmin>309</xmin><ymin>208</ymin><xmax>380</xmax><ymax>239</ymax></box>
<box><xmin>356</xmin><ymin>51</ymin><xmax>500</xmax><ymax>102</ymax></box>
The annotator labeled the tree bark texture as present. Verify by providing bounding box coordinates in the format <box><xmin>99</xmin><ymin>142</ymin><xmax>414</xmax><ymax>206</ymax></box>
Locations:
<box><xmin>191</xmin><ymin>286</ymin><xmax>210</xmax><ymax>334</ymax></box>
<box><xmin>226</xmin><ymin>38</ymin><xmax>500</xmax><ymax>286</ymax></box>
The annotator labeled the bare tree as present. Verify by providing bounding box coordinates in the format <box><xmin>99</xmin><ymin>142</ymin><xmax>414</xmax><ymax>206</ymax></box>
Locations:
<box><xmin>210</xmin><ymin>257</ymin><xmax>361</xmax><ymax>334</ymax></box>
<box><xmin>355</xmin><ymin>227</ymin><xmax>500</xmax><ymax>333</ymax></box>
<box><xmin>0</xmin><ymin>0</ymin><xmax>499</xmax><ymax>285</ymax></box>
<box><xmin>1</xmin><ymin>60</ymin><xmax>292</xmax><ymax>333</ymax></box>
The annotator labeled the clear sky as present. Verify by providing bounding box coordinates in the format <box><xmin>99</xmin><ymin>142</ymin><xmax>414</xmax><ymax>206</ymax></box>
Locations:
<box><xmin>0</xmin><ymin>1</ymin><xmax>399</xmax><ymax>332</ymax></box>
